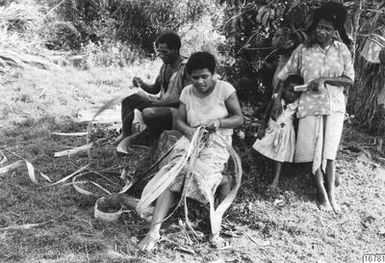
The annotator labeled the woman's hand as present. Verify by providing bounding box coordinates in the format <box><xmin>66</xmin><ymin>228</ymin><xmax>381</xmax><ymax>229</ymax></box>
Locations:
<box><xmin>132</xmin><ymin>77</ymin><xmax>144</xmax><ymax>87</ymax></box>
<box><xmin>308</xmin><ymin>77</ymin><xmax>326</xmax><ymax>91</ymax></box>
<box><xmin>185</xmin><ymin>127</ymin><xmax>197</xmax><ymax>141</ymax></box>
<box><xmin>205</xmin><ymin>119</ymin><xmax>221</xmax><ymax>133</ymax></box>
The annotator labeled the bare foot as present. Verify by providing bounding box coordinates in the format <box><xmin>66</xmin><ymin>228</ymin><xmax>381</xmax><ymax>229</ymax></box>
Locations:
<box><xmin>319</xmin><ymin>201</ymin><xmax>333</xmax><ymax>214</ymax></box>
<box><xmin>267</xmin><ymin>181</ymin><xmax>278</xmax><ymax>191</ymax></box>
<box><xmin>138</xmin><ymin>232</ymin><xmax>160</xmax><ymax>251</ymax></box>
<box><xmin>113</xmin><ymin>133</ymin><xmax>125</xmax><ymax>146</ymax></box>
<box><xmin>330</xmin><ymin>202</ymin><xmax>340</xmax><ymax>214</ymax></box>
<box><xmin>116</xmin><ymin>137</ymin><xmax>130</xmax><ymax>154</ymax></box>
<box><xmin>116</xmin><ymin>131</ymin><xmax>151</xmax><ymax>154</ymax></box>
<box><xmin>329</xmin><ymin>196</ymin><xmax>340</xmax><ymax>214</ymax></box>
<box><xmin>209</xmin><ymin>234</ymin><xmax>225</xmax><ymax>249</ymax></box>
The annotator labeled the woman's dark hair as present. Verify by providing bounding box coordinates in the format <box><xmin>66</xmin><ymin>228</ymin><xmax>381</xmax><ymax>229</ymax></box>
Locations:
<box><xmin>307</xmin><ymin>2</ymin><xmax>351</xmax><ymax>48</ymax></box>
<box><xmin>186</xmin><ymin>51</ymin><xmax>216</xmax><ymax>74</ymax></box>
<box><xmin>154</xmin><ymin>32</ymin><xmax>181</xmax><ymax>51</ymax></box>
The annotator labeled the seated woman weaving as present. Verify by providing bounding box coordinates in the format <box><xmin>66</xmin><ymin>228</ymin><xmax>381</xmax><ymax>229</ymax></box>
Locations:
<box><xmin>136</xmin><ymin>51</ymin><xmax>243</xmax><ymax>251</ymax></box>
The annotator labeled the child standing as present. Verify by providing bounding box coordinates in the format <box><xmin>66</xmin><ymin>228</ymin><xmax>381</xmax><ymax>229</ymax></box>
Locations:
<box><xmin>253</xmin><ymin>75</ymin><xmax>303</xmax><ymax>190</ymax></box>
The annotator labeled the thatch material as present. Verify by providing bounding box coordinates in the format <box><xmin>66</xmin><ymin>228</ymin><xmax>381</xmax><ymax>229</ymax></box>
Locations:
<box><xmin>349</xmin><ymin>43</ymin><xmax>385</xmax><ymax>136</ymax></box>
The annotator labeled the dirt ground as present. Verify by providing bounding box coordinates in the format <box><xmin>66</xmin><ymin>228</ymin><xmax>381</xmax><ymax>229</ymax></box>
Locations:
<box><xmin>1</xmin><ymin>67</ymin><xmax>385</xmax><ymax>263</ymax></box>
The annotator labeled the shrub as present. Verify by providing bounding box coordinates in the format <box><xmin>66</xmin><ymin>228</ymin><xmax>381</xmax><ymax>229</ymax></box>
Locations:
<box><xmin>45</xmin><ymin>21</ymin><xmax>81</xmax><ymax>51</ymax></box>
<box><xmin>48</xmin><ymin>0</ymin><xmax>219</xmax><ymax>55</ymax></box>
<box><xmin>0</xmin><ymin>1</ymin><xmax>49</xmax><ymax>73</ymax></box>
<box><xmin>179</xmin><ymin>14</ymin><xmax>226</xmax><ymax>58</ymax></box>
<box><xmin>0</xmin><ymin>0</ymin><xmax>42</xmax><ymax>33</ymax></box>
<box><xmin>82</xmin><ymin>40</ymin><xmax>145</xmax><ymax>68</ymax></box>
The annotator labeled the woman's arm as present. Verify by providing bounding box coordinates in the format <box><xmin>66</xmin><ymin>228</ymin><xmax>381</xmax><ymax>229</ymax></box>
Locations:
<box><xmin>216</xmin><ymin>92</ymin><xmax>244</xmax><ymax>129</ymax></box>
<box><xmin>175</xmin><ymin>103</ymin><xmax>196</xmax><ymax>140</ymax></box>
<box><xmin>324</xmin><ymin>76</ymin><xmax>353</xmax><ymax>87</ymax></box>
<box><xmin>308</xmin><ymin>75</ymin><xmax>353</xmax><ymax>91</ymax></box>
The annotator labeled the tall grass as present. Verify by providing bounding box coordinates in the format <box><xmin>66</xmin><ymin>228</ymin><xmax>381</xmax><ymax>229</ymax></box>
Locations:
<box><xmin>0</xmin><ymin>60</ymin><xmax>161</xmax><ymax>130</ymax></box>
<box><xmin>0</xmin><ymin>0</ymin><xmax>225</xmax><ymax>129</ymax></box>
<box><xmin>0</xmin><ymin>1</ymin><xmax>56</xmax><ymax>73</ymax></box>
<box><xmin>82</xmin><ymin>41</ymin><xmax>146</xmax><ymax>69</ymax></box>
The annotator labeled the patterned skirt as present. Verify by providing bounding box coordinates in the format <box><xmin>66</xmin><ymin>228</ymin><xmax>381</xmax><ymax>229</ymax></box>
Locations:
<box><xmin>168</xmin><ymin>134</ymin><xmax>231</xmax><ymax>204</ymax></box>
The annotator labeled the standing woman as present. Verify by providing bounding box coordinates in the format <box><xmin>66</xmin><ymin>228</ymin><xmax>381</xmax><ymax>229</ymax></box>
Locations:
<box><xmin>277</xmin><ymin>2</ymin><xmax>354</xmax><ymax>213</ymax></box>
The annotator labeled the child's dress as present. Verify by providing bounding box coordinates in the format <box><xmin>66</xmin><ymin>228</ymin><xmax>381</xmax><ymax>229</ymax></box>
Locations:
<box><xmin>253</xmin><ymin>98</ymin><xmax>298</xmax><ymax>162</ymax></box>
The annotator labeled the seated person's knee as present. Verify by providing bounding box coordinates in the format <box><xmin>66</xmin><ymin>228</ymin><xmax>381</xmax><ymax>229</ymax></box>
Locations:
<box><xmin>122</xmin><ymin>92</ymin><xmax>143</xmax><ymax>105</ymax></box>
<box><xmin>142</xmin><ymin>108</ymin><xmax>158</xmax><ymax>123</ymax></box>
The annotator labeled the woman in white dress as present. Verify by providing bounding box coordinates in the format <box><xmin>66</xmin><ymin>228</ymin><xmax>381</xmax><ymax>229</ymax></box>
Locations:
<box><xmin>137</xmin><ymin>51</ymin><xmax>243</xmax><ymax>251</ymax></box>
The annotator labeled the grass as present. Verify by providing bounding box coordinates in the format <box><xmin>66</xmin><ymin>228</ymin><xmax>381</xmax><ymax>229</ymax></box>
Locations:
<box><xmin>0</xmin><ymin>60</ymin><xmax>160</xmax><ymax>128</ymax></box>
<box><xmin>0</xmin><ymin>63</ymin><xmax>385</xmax><ymax>263</ymax></box>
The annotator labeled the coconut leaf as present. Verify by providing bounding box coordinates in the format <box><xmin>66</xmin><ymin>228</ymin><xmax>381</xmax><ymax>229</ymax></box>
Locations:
<box><xmin>0</xmin><ymin>160</ymin><xmax>24</xmax><ymax>175</ymax></box>
<box><xmin>54</xmin><ymin>143</ymin><xmax>94</xmax><ymax>157</ymax></box>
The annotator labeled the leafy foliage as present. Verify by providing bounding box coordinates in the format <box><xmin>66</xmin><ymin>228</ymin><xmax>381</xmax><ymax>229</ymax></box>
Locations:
<box><xmin>219</xmin><ymin>0</ymin><xmax>385</xmax><ymax>123</ymax></box>
<box><xmin>347</xmin><ymin>0</ymin><xmax>385</xmax><ymax>135</ymax></box>
<box><xmin>218</xmin><ymin>0</ymin><xmax>329</xmax><ymax>114</ymax></box>
<box><xmin>47</xmin><ymin>0</ymin><xmax>218</xmax><ymax>54</ymax></box>
<box><xmin>0</xmin><ymin>1</ymin><xmax>54</xmax><ymax>73</ymax></box>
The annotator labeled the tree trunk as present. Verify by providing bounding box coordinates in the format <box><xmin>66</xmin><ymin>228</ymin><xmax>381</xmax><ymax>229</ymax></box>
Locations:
<box><xmin>351</xmin><ymin>0</ymin><xmax>363</xmax><ymax>62</ymax></box>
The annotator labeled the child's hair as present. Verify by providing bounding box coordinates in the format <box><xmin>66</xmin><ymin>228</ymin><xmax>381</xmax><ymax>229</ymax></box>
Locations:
<box><xmin>280</xmin><ymin>74</ymin><xmax>303</xmax><ymax>105</ymax></box>
<box><xmin>284</xmin><ymin>74</ymin><xmax>304</xmax><ymax>87</ymax></box>
<box><xmin>186</xmin><ymin>51</ymin><xmax>216</xmax><ymax>74</ymax></box>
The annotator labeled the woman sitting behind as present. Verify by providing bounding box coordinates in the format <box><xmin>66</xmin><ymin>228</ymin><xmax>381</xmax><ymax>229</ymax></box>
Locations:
<box><xmin>138</xmin><ymin>51</ymin><xmax>243</xmax><ymax>251</ymax></box>
<box><xmin>253</xmin><ymin>74</ymin><xmax>303</xmax><ymax>190</ymax></box>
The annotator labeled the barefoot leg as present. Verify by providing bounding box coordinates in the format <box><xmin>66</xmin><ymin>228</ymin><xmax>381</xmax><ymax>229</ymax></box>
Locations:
<box><xmin>216</xmin><ymin>175</ymin><xmax>233</xmax><ymax>208</ymax></box>
<box><xmin>326</xmin><ymin>160</ymin><xmax>340</xmax><ymax>214</ymax></box>
<box><xmin>268</xmin><ymin>161</ymin><xmax>282</xmax><ymax>190</ymax></box>
<box><xmin>116</xmin><ymin>132</ymin><xmax>142</xmax><ymax>154</ymax></box>
<box><xmin>113</xmin><ymin>133</ymin><xmax>125</xmax><ymax>145</ymax></box>
<box><xmin>138</xmin><ymin>189</ymin><xmax>176</xmax><ymax>251</ymax></box>
<box><xmin>313</xmin><ymin>168</ymin><xmax>332</xmax><ymax>213</ymax></box>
